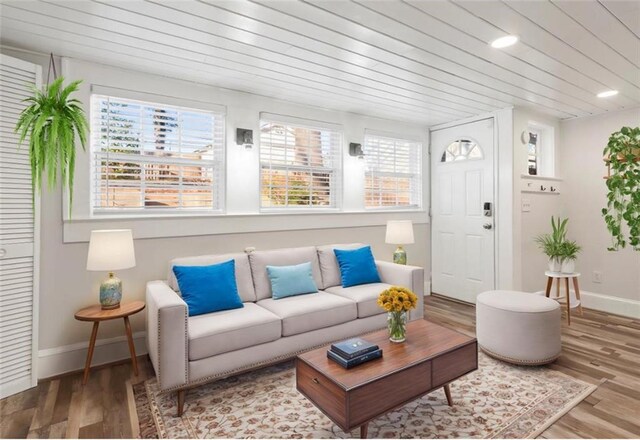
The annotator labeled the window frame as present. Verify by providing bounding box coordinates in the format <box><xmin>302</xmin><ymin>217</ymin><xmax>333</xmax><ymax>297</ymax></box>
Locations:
<box><xmin>258</xmin><ymin>115</ymin><xmax>343</xmax><ymax>212</ymax></box>
<box><xmin>525</xmin><ymin>122</ymin><xmax>555</xmax><ymax>178</ymax></box>
<box><xmin>526</xmin><ymin>127</ymin><xmax>542</xmax><ymax>176</ymax></box>
<box><xmin>90</xmin><ymin>93</ymin><xmax>226</xmax><ymax>216</ymax></box>
<box><xmin>363</xmin><ymin>131</ymin><xmax>423</xmax><ymax>211</ymax></box>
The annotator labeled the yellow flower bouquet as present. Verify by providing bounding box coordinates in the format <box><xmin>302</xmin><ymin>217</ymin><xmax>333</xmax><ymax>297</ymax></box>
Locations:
<box><xmin>377</xmin><ymin>286</ymin><xmax>418</xmax><ymax>342</ymax></box>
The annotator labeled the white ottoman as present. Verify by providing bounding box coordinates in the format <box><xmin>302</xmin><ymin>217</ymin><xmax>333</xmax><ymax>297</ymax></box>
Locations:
<box><xmin>476</xmin><ymin>290</ymin><xmax>561</xmax><ymax>365</ymax></box>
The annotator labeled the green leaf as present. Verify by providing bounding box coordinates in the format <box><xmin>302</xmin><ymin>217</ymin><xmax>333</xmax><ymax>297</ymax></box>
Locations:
<box><xmin>13</xmin><ymin>76</ymin><xmax>88</xmax><ymax>215</ymax></box>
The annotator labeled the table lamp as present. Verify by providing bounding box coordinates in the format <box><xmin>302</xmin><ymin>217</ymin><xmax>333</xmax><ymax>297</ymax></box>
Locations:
<box><xmin>86</xmin><ymin>229</ymin><xmax>136</xmax><ymax>309</ymax></box>
<box><xmin>385</xmin><ymin>220</ymin><xmax>414</xmax><ymax>265</ymax></box>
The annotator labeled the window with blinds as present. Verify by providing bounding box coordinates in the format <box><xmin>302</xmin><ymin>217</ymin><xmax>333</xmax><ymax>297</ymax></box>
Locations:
<box><xmin>364</xmin><ymin>133</ymin><xmax>422</xmax><ymax>209</ymax></box>
<box><xmin>91</xmin><ymin>95</ymin><xmax>225</xmax><ymax>213</ymax></box>
<box><xmin>260</xmin><ymin>118</ymin><xmax>342</xmax><ymax>209</ymax></box>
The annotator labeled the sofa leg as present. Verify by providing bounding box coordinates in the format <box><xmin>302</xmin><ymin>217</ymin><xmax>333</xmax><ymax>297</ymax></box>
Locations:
<box><xmin>177</xmin><ymin>390</ymin><xmax>186</xmax><ymax>416</ymax></box>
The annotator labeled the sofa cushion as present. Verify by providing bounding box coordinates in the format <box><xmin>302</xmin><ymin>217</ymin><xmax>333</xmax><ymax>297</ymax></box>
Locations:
<box><xmin>168</xmin><ymin>253</ymin><xmax>256</xmax><ymax>303</ymax></box>
<box><xmin>188</xmin><ymin>303</ymin><xmax>281</xmax><ymax>360</ymax></box>
<box><xmin>249</xmin><ymin>247</ymin><xmax>323</xmax><ymax>300</ymax></box>
<box><xmin>173</xmin><ymin>260</ymin><xmax>243</xmax><ymax>316</ymax></box>
<box><xmin>317</xmin><ymin>243</ymin><xmax>365</xmax><ymax>288</ymax></box>
<box><xmin>257</xmin><ymin>292</ymin><xmax>357</xmax><ymax>336</ymax></box>
<box><xmin>325</xmin><ymin>283</ymin><xmax>391</xmax><ymax>318</ymax></box>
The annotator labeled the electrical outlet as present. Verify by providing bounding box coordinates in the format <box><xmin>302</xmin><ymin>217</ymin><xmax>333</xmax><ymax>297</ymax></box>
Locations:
<box><xmin>593</xmin><ymin>271</ymin><xmax>603</xmax><ymax>283</ymax></box>
<box><xmin>522</xmin><ymin>198</ymin><xmax>531</xmax><ymax>212</ymax></box>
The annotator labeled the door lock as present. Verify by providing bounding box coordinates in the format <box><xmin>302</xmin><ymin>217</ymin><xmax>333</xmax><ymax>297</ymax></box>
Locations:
<box><xmin>483</xmin><ymin>223</ymin><xmax>493</xmax><ymax>230</ymax></box>
<box><xmin>483</xmin><ymin>202</ymin><xmax>492</xmax><ymax>217</ymax></box>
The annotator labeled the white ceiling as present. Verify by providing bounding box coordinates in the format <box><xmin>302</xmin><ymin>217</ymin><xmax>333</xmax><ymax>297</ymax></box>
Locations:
<box><xmin>1</xmin><ymin>0</ymin><xmax>639</xmax><ymax>125</ymax></box>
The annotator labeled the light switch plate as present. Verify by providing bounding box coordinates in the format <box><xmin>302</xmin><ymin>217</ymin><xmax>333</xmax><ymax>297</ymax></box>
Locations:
<box><xmin>522</xmin><ymin>198</ymin><xmax>531</xmax><ymax>212</ymax></box>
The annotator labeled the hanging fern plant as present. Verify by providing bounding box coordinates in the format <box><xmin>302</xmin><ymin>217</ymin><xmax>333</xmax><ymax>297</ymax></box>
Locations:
<box><xmin>15</xmin><ymin>76</ymin><xmax>88</xmax><ymax>210</ymax></box>
<box><xmin>602</xmin><ymin>126</ymin><xmax>640</xmax><ymax>251</ymax></box>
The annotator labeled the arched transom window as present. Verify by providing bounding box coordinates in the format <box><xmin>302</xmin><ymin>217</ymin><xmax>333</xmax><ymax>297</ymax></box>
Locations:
<box><xmin>441</xmin><ymin>139</ymin><xmax>483</xmax><ymax>163</ymax></box>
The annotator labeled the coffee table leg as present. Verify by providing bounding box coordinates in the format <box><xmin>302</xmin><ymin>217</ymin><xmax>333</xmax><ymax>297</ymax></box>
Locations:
<box><xmin>444</xmin><ymin>384</ymin><xmax>453</xmax><ymax>406</ymax></box>
<box><xmin>360</xmin><ymin>423</ymin><xmax>368</xmax><ymax>438</ymax></box>
<box><xmin>123</xmin><ymin>316</ymin><xmax>139</xmax><ymax>376</ymax></box>
<box><xmin>83</xmin><ymin>322</ymin><xmax>100</xmax><ymax>385</ymax></box>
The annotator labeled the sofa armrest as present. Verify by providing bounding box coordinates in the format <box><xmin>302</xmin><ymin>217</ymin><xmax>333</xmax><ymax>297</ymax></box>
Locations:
<box><xmin>375</xmin><ymin>261</ymin><xmax>425</xmax><ymax>320</ymax></box>
<box><xmin>146</xmin><ymin>280</ymin><xmax>189</xmax><ymax>391</ymax></box>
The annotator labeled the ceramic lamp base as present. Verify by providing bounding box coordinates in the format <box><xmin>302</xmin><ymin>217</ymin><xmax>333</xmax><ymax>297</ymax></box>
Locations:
<box><xmin>100</xmin><ymin>272</ymin><xmax>122</xmax><ymax>310</ymax></box>
<box><xmin>393</xmin><ymin>246</ymin><xmax>407</xmax><ymax>265</ymax></box>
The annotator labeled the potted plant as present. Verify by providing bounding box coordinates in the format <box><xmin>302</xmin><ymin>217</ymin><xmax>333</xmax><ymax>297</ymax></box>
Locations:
<box><xmin>535</xmin><ymin>216</ymin><xmax>567</xmax><ymax>272</ymax></box>
<box><xmin>559</xmin><ymin>240</ymin><xmax>581</xmax><ymax>273</ymax></box>
<box><xmin>15</xmin><ymin>77</ymin><xmax>88</xmax><ymax>210</ymax></box>
<box><xmin>602</xmin><ymin>126</ymin><xmax>640</xmax><ymax>251</ymax></box>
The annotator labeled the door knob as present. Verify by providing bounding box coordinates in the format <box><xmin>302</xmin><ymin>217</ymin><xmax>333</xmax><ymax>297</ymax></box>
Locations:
<box><xmin>483</xmin><ymin>223</ymin><xmax>493</xmax><ymax>230</ymax></box>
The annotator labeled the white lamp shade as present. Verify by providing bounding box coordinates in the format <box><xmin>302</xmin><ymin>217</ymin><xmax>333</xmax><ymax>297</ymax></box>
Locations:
<box><xmin>385</xmin><ymin>220</ymin><xmax>415</xmax><ymax>245</ymax></box>
<box><xmin>86</xmin><ymin>229</ymin><xmax>136</xmax><ymax>271</ymax></box>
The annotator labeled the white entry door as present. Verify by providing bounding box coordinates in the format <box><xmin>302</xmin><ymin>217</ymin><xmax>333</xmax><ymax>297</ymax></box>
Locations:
<box><xmin>431</xmin><ymin>118</ymin><xmax>495</xmax><ymax>303</ymax></box>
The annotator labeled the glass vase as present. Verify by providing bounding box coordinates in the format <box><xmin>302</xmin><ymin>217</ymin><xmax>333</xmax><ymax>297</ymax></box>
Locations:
<box><xmin>387</xmin><ymin>311</ymin><xmax>407</xmax><ymax>343</ymax></box>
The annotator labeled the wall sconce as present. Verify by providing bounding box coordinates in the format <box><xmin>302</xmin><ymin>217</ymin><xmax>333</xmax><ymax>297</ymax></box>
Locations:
<box><xmin>236</xmin><ymin>128</ymin><xmax>253</xmax><ymax>149</ymax></box>
<box><xmin>349</xmin><ymin>142</ymin><xmax>364</xmax><ymax>159</ymax></box>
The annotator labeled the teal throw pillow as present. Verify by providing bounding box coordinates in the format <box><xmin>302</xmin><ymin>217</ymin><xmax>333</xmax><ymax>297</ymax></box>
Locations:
<box><xmin>267</xmin><ymin>262</ymin><xmax>319</xmax><ymax>299</ymax></box>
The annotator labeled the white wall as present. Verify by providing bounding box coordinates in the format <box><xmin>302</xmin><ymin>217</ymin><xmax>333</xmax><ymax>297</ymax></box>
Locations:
<box><xmin>2</xmin><ymin>49</ymin><xmax>430</xmax><ymax>377</ymax></box>
<box><xmin>512</xmin><ymin>108</ymin><xmax>563</xmax><ymax>292</ymax></box>
<box><xmin>560</xmin><ymin>108</ymin><xmax>640</xmax><ymax>305</ymax></box>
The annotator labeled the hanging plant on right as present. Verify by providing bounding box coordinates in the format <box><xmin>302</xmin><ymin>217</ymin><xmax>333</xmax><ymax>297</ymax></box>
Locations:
<box><xmin>602</xmin><ymin>126</ymin><xmax>640</xmax><ymax>251</ymax></box>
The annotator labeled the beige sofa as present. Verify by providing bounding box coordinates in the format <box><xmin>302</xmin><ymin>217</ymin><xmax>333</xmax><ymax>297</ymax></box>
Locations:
<box><xmin>146</xmin><ymin>243</ymin><xmax>424</xmax><ymax>415</ymax></box>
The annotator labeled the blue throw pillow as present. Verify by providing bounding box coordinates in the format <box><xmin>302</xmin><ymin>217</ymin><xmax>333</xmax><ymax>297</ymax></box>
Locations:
<box><xmin>172</xmin><ymin>260</ymin><xmax>243</xmax><ymax>316</ymax></box>
<box><xmin>267</xmin><ymin>262</ymin><xmax>319</xmax><ymax>300</ymax></box>
<box><xmin>334</xmin><ymin>246</ymin><xmax>381</xmax><ymax>288</ymax></box>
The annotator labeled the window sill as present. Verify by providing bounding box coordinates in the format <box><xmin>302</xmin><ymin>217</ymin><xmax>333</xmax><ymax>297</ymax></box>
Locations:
<box><xmin>520</xmin><ymin>174</ymin><xmax>563</xmax><ymax>181</ymax></box>
<box><xmin>63</xmin><ymin>210</ymin><xmax>429</xmax><ymax>243</ymax></box>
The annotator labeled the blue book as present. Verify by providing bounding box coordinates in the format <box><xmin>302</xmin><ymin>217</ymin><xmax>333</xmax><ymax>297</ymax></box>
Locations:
<box><xmin>330</xmin><ymin>337</ymin><xmax>379</xmax><ymax>360</ymax></box>
<box><xmin>327</xmin><ymin>348</ymin><xmax>383</xmax><ymax>369</ymax></box>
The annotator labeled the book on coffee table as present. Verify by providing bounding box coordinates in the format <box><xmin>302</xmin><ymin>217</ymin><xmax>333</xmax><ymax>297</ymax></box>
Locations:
<box><xmin>330</xmin><ymin>337</ymin><xmax>379</xmax><ymax>360</ymax></box>
<box><xmin>327</xmin><ymin>348</ymin><xmax>383</xmax><ymax>369</ymax></box>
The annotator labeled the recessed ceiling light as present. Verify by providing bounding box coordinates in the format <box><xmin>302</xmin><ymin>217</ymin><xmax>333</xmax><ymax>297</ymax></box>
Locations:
<box><xmin>597</xmin><ymin>90</ymin><xmax>619</xmax><ymax>98</ymax></box>
<box><xmin>490</xmin><ymin>35</ymin><xmax>518</xmax><ymax>49</ymax></box>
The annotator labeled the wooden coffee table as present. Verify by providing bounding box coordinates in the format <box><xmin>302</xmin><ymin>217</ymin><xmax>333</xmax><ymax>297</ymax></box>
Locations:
<box><xmin>296</xmin><ymin>320</ymin><xmax>477</xmax><ymax>438</ymax></box>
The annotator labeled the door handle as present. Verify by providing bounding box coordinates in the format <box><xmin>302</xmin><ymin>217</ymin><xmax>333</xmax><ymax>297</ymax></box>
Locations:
<box><xmin>483</xmin><ymin>223</ymin><xmax>493</xmax><ymax>230</ymax></box>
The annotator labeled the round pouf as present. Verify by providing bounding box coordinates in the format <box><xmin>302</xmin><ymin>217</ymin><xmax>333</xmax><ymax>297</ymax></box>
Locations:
<box><xmin>476</xmin><ymin>290</ymin><xmax>561</xmax><ymax>365</ymax></box>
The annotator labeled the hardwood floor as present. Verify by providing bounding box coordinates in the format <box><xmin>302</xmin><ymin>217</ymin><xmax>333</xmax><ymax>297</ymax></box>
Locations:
<box><xmin>1</xmin><ymin>295</ymin><xmax>639</xmax><ymax>438</ymax></box>
<box><xmin>425</xmin><ymin>294</ymin><xmax>640</xmax><ymax>439</ymax></box>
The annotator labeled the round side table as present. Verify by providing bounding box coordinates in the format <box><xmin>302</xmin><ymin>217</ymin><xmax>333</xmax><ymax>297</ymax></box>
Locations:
<box><xmin>74</xmin><ymin>300</ymin><xmax>145</xmax><ymax>384</ymax></box>
<box><xmin>544</xmin><ymin>271</ymin><xmax>583</xmax><ymax>325</ymax></box>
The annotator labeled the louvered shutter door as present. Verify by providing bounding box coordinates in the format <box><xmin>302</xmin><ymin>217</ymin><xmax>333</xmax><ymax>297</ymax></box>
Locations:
<box><xmin>0</xmin><ymin>54</ymin><xmax>41</xmax><ymax>398</ymax></box>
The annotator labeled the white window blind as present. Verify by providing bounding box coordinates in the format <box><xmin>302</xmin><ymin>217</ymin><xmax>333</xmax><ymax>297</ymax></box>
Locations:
<box><xmin>364</xmin><ymin>133</ymin><xmax>422</xmax><ymax>209</ymax></box>
<box><xmin>260</xmin><ymin>118</ymin><xmax>342</xmax><ymax>209</ymax></box>
<box><xmin>91</xmin><ymin>95</ymin><xmax>225</xmax><ymax>213</ymax></box>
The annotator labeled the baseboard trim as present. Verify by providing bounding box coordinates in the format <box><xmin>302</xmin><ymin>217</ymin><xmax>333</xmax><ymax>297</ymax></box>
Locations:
<box><xmin>38</xmin><ymin>331</ymin><xmax>148</xmax><ymax>379</ymax></box>
<box><xmin>534</xmin><ymin>288</ymin><xmax>640</xmax><ymax>319</ymax></box>
<box><xmin>578</xmin><ymin>290</ymin><xmax>640</xmax><ymax>319</ymax></box>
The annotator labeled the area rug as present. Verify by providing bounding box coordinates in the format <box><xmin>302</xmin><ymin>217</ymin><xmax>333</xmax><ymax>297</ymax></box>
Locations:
<box><xmin>134</xmin><ymin>352</ymin><xmax>595</xmax><ymax>439</ymax></box>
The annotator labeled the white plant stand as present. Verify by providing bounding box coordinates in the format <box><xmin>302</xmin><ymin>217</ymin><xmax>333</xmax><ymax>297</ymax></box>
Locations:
<box><xmin>544</xmin><ymin>271</ymin><xmax>583</xmax><ymax>325</ymax></box>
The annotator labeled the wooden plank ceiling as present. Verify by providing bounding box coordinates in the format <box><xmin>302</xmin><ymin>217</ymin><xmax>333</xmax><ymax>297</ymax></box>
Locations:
<box><xmin>1</xmin><ymin>0</ymin><xmax>639</xmax><ymax>125</ymax></box>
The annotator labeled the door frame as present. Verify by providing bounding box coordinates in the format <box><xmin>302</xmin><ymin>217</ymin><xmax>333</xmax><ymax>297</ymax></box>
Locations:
<box><xmin>429</xmin><ymin>108</ymin><xmax>515</xmax><ymax>294</ymax></box>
